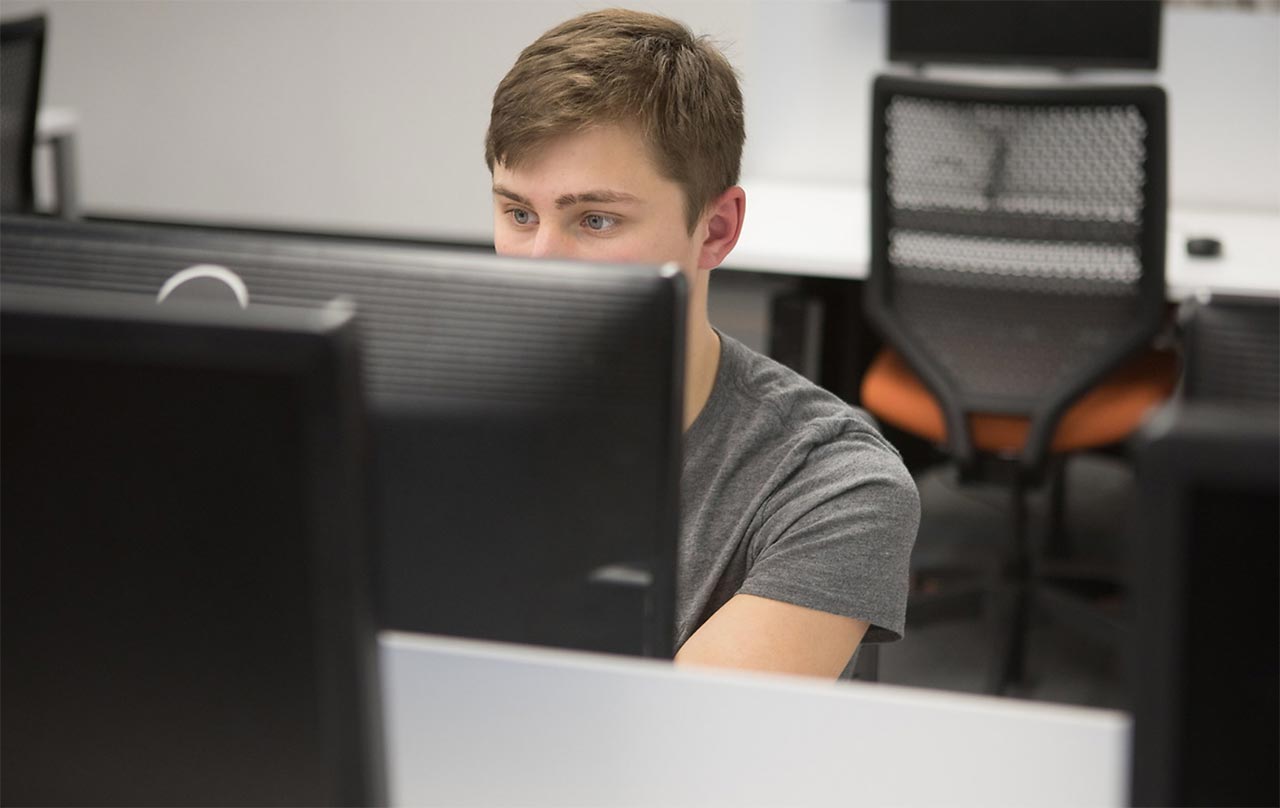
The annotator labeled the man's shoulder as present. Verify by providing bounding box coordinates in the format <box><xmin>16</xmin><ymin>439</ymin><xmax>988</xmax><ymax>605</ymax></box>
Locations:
<box><xmin>718</xmin><ymin>333</ymin><xmax>888</xmax><ymax>447</ymax></box>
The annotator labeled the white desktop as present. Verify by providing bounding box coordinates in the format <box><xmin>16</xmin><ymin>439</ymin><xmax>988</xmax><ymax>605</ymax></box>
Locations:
<box><xmin>380</xmin><ymin>631</ymin><xmax>1130</xmax><ymax>808</ymax></box>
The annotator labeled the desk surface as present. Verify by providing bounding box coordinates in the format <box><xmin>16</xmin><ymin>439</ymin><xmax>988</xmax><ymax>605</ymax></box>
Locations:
<box><xmin>727</xmin><ymin>179</ymin><xmax>1280</xmax><ymax>300</ymax></box>
<box><xmin>380</xmin><ymin>632</ymin><xmax>1130</xmax><ymax>808</ymax></box>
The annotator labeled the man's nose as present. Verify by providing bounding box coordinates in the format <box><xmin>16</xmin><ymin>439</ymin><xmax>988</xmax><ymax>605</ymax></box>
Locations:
<box><xmin>530</xmin><ymin>226</ymin><xmax>575</xmax><ymax>259</ymax></box>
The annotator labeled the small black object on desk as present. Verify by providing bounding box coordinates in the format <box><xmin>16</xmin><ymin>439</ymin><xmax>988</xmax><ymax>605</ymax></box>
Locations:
<box><xmin>1186</xmin><ymin>236</ymin><xmax>1222</xmax><ymax>258</ymax></box>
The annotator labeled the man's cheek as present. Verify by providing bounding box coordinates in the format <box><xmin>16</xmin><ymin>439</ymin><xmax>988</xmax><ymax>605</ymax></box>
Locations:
<box><xmin>492</xmin><ymin>230</ymin><xmax>521</xmax><ymax>258</ymax></box>
<box><xmin>597</xmin><ymin>237</ymin><xmax>663</xmax><ymax>265</ymax></box>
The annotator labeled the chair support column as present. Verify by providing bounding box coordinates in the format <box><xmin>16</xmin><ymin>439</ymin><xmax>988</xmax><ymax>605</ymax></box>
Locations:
<box><xmin>989</xmin><ymin>472</ymin><xmax>1032</xmax><ymax>695</ymax></box>
<box><xmin>1045</xmin><ymin>457</ymin><xmax>1071</xmax><ymax>559</ymax></box>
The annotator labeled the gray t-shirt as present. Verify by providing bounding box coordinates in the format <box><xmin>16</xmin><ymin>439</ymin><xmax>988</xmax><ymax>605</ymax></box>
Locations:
<box><xmin>677</xmin><ymin>332</ymin><xmax>920</xmax><ymax>655</ymax></box>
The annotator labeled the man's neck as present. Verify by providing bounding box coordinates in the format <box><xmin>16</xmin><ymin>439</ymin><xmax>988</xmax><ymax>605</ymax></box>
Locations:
<box><xmin>683</xmin><ymin>321</ymin><xmax>721</xmax><ymax>431</ymax></box>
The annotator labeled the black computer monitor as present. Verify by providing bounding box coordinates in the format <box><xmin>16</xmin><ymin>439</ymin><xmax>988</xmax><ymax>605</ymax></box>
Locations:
<box><xmin>887</xmin><ymin>1</ymin><xmax>1162</xmax><ymax>71</ymax></box>
<box><xmin>1129</xmin><ymin>402</ymin><xmax>1279</xmax><ymax>807</ymax></box>
<box><xmin>0</xmin><ymin>214</ymin><xmax>686</xmax><ymax>658</ymax></box>
<box><xmin>1</xmin><ymin>287</ymin><xmax>383</xmax><ymax>806</ymax></box>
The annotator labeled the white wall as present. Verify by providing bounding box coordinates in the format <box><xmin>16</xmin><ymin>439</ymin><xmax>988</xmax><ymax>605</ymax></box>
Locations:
<box><xmin>6</xmin><ymin>0</ymin><xmax>1278</xmax><ymax>241</ymax></box>
<box><xmin>1158</xmin><ymin>6</ymin><xmax>1280</xmax><ymax>210</ymax></box>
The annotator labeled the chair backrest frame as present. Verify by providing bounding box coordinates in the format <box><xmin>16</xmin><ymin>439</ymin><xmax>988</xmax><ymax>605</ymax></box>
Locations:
<box><xmin>866</xmin><ymin>75</ymin><xmax>1168</xmax><ymax>473</ymax></box>
<box><xmin>0</xmin><ymin>14</ymin><xmax>46</xmax><ymax>214</ymax></box>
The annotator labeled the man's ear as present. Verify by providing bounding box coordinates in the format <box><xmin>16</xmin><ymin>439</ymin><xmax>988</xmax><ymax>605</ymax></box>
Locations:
<box><xmin>696</xmin><ymin>186</ymin><xmax>746</xmax><ymax>271</ymax></box>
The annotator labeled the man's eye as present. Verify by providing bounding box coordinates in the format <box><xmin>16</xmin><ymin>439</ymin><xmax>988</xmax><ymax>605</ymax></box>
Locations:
<box><xmin>583</xmin><ymin>214</ymin><xmax>618</xmax><ymax>232</ymax></box>
<box><xmin>510</xmin><ymin>208</ymin><xmax>537</xmax><ymax>225</ymax></box>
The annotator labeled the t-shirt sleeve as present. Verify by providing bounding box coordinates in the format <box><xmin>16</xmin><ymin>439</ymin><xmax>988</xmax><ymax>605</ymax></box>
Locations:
<box><xmin>734</xmin><ymin>425</ymin><xmax>920</xmax><ymax>643</ymax></box>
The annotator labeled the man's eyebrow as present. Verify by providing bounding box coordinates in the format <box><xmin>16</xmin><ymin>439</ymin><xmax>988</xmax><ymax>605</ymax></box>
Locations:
<box><xmin>493</xmin><ymin>186</ymin><xmax>642</xmax><ymax>209</ymax></box>
<box><xmin>555</xmin><ymin>190</ymin><xmax>641</xmax><ymax>208</ymax></box>
<box><xmin>492</xmin><ymin>185</ymin><xmax>534</xmax><ymax>207</ymax></box>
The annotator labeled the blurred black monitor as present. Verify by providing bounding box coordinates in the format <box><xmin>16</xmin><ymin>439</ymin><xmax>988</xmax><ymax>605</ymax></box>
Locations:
<box><xmin>887</xmin><ymin>0</ymin><xmax>1162</xmax><ymax>71</ymax></box>
<box><xmin>1180</xmin><ymin>294</ymin><xmax>1279</xmax><ymax>406</ymax></box>
<box><xmin>1</xmin><ymin>287</ymin><xmax>382</xmax><ymax>806</ymax></box>
<box><xmin>1129</xmin><ymin>402</ymin><xmax>1279</xmax><ymax>807</ymax></box>
<box><xmin>0</xmin><ymin>214</ymin><xmax>686</xmax><ymax>658</ymax></box>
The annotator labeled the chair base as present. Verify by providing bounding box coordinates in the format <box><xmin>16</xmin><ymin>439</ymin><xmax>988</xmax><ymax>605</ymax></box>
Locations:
<box><xmin>983</xmin><ymin>578</ymin><xmax>1127</xmax><ymax>696</ymax></box>
<box><xmin>905</xmin><ymin>456</ymin><xmax>1130</xmax><ymax>698</ymax></box>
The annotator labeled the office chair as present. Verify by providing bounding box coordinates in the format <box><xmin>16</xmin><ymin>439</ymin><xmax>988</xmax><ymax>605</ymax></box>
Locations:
<box><xmin>860</xmin><ymin>76</ymin><xmax>1177</xmax><ymax>695</ymax></box>
<box><xmin>1</xmin><ymin>14</ymin><xmax>45</xmax><ymax>214</ymax></box>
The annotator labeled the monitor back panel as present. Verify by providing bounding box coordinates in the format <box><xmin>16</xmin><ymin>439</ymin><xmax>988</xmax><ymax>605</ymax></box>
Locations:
<box><xmin>1</xmin><ymin>290</ymin><xmax>381</xmax><ymax>806</ymax></box>
<box><xmin>1131</xmin><ymin>405</ymin><xmax>1279</xmax><ymax>807</ymax></box>
<box><xmin>0</xmin><ymin>215</ymin><xmax>685</xmax><ymax>657</ymax></box>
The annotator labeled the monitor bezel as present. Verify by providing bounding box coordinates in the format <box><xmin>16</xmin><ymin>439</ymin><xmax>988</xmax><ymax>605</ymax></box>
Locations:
<box><xmin>1129</xmin><ymin>401</ymin><xmax>1280</xmax><ymax>806</ymax></box>
<box><xmin>887</xmin><ymin>0</ymin><xmax>1163</xmax><ymax>72</ymax></box>
<box><xmin>0</xmin><ymin>286</ymin><xmax>386</xmax><ymax>806</ymax></box>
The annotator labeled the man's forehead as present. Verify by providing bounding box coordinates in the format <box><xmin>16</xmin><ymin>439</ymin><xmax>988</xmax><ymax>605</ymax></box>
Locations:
<box><xmin>492</xmin><ymin>126</ymin><xmax>673</xmax><ymax>196</ymax></box>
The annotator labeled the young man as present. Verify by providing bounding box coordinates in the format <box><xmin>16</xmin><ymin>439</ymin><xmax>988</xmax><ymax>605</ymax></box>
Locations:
<box><xmin>485</xmin><ymin>9</ymin><xmax>919</xmax><ymax>679</ymax></box>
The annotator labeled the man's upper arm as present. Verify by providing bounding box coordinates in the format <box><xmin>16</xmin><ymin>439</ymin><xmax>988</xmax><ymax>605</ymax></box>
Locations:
<box><xmin>672</xmin><ymin>429</ymin><xmax>917</xmax><ymax>679</ymax></box>
<box><xmin>674</xmin><ymin>593</ymin><xmax>870</xmax><ymax>679</ymax></box>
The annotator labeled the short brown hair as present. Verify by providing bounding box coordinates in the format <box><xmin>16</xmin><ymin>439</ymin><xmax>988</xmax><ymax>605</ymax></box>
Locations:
<box><xmin>485</xmin><ymin>9</ymin><xmax>745</xmax><ymax>233</ymax></box>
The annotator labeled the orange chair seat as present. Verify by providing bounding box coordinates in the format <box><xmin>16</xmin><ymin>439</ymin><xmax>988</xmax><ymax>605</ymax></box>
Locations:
<box><xmin>861</xmin><ymin>347</ymin><xmax>1180</xmax><ymax>455</ymax></box>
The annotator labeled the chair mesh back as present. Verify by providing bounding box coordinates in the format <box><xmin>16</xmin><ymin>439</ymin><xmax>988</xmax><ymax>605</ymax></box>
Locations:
<box><xmin>882</xmin><ymin>89</ymin><xmax>1158</xmax><ymax>414</ymax></box>
<box><xmin>1</xmin><ymin>17</ymin><xmax>44</xmax><ymax>214</ymax></box>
